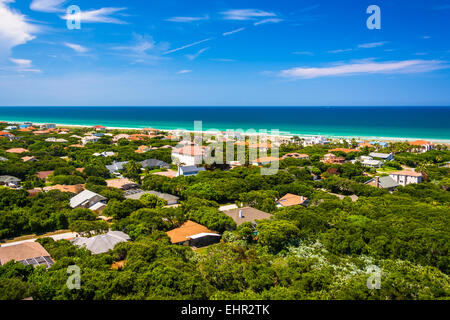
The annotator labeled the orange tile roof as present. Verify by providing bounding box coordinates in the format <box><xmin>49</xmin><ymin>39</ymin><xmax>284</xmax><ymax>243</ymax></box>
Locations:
<box><xmin>37</xmin><ymin>170</ymin><xmax>54</xmax><ymax>180</ymax></box>
<box><xmin>166</xmin><ymin>220</ymin><xmax>218</xmax><ymax>244</ymax></box>
<box><xmin>281</xmin><ymin>153</ymin><xmax>309</xmax><ymax>159</ymax></box>
<box><xmin>254</xmin><ymin>156</ymin><xmax>280</xmax><ymax>163</ymax></box>
<box><xmin>249</xmin><ymin>142</ymin><xmax>272</xmax><ymax>148</ymax></box>
<box><xmin>6</xmin><ymin>148</ymin><xmax>29</xmax><ymax>154</ymax></box>
<box><xmin>277</xmin><ymin>193</ymin><xmax>308</xmax><ymax>207</ymax></box>
<box><xmin>329</xmin><ymin>148</ymin><xmax>359</xmax><ymax>153</ymax></box>
<box><xmin>69</xmin><ymin>144</ymin><xmax>84</xmax><ymax>148</ymax></box>
<box><xmin>234</xmin><ymin>141</ymin><xmax>249</xmax><ymax>146</ymax></box>
<box><xmin>173</xmin><ymin>145</ymin><xmax>204</xmax><ymax>156</ymax></box>
<box><xmin>409</xmin><ymin>140</ymin><xmax>432</xmax><ymax>146</ymax></box>
<box><xmin>21</xmin><ymin>156</ymin><xmax>36</xmax><ymax>162</ymax></box>
<box><xmin>358</xmin><ymin>142</ymin><xmax>373</xmax><ymax>148</ymax></box>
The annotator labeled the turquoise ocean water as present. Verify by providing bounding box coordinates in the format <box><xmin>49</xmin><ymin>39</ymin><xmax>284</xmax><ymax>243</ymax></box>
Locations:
<box><xmin>0</xmin><ymin>106</ymin><xmax>449</xmax><ymax>141</ymax></box>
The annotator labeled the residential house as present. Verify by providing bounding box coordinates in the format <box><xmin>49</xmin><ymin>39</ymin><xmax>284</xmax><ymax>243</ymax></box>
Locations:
<box><xmin>370</xmin><ymin>141</ymin><xmax>389</xmax><ymax>148</ymax></box>
<box><xmin>281</xmin><ymin>153</ymin><xmax>309</xmax><ymax>160</ymax></box>
<box><xmin>0</xmin><ymin>242</ymin><xmax>54</xmax><ymax>268</ymax></box>
<box><xmin>136</xmin><ymin>145</ymin><xmax>151</xmax><ymax>153</ymax></box>
<box><xmin>69</xmin><ymin>190</ymin><xmax>107</xmax><ymax>210</ymax></box>
<box><xmin>365</xmin><ymin>176</ymin><xmax>399</xmax><ymax>191</ymax></box>
<box><xmin>252</xmin><ymin>156</ymin><xmax>280</xmax><ymax>166</ymax></box>
<box><xmin>369</xmin><ymin>152</ymin><xmax>394</xmax><ymax>161</ymax></box>
<box><xmin>276</xmin><ymin>193</ymin><xmax>309</xmax><ymax>207</ymax></box>
<box><xmin>125</xmin><ymin>190</ymin><xmax>179</xmax><ymax>205</ymax></box>
<box><xmin>37</xmin><ymin>170</ymin><xmax>54</xmax><ymax>180</ymax></box>
<box><xmin>388</xmin><ymin>170</ymin><xmax>423</xmax><ymax>186</ymax></box>
<box><xmin>45</xmin><ymin>138</ymin><xmax>68</xmax><ymax>143</ymax></box>
<box><xmin>93</xmin><ymin>125</ymin><xmax>106</xmax><ymax>131</ymax></box>
<box><xmin>303</xmin><ymin>136</ymin><xmax>330</xmax><ymax>146</ymax></box>
<box><xmin>409</xmin><ymin>140</ymin><xmax>434</xmax><ymax>153</ymax></box>
<box><xmin>140</xmin><ymin>159</ymin><xmax>170</xmax><ymax>169</ymax></box>
<box><xmin>43</xmin><ymin>123</ymin><xmax>56</xmax><ymax>129</ymax></box>
<box><xmin>172</xmin><ymin>145</ymin><xmax>204</xmax><ymax>166</ymax></box>
<box><xmin>0</xmin><ymin>131</ymin><xmax>14</xmax><ymax>139</ymax></box>
<box><xmin>352</xmin><ymin>156</ymin><xmax>383</xmax><ymax>168</ymax></box>
<box><xmin>166</xmin><ymin>220</ymin><xmax>221</xmax><ymax>247</ymax></box>
<box><xmin>71</xmin><ymin>231</ymin><xmax>130</xmax><ymax>254</ymax></box>
<box><xmin>322</xmin><ymin>153</ymin><xmax>345</xmax><ymax>164</ymax></box>
<box><xmin>22</xmin><ymin>156</ymin><xmax>37</xmax><ymax>162</ymax></box>
<box><xmin>176</xmin><ymin>165</ymin><xmax>206</xmax><ymax>177</ymax></box>
<box><xmin>0</xmin><ymin>156</ymin><xmax>8</xmax><ymax>161</ymax></box>
<box><xmin>151</xmin><ymin>170</ymin><xmax>178</xmax><ymax>179</ymax></box>
<box><xmin>81</xmin><ymin>136</ymin><xmax>100</xmax><ymax>145</ymax></box>
<box><xmin>93</xmin><ymin>151</ymin><xmax>115</xmax><ymax>157</ymax></box>
<box><xmin>112</xmin><ymin>134</ymin><xmax>130</xmax><ymax>143</ymax></box>
<box><xmin>44</xmin><ymin>184</ymin><xmax>85</xmax><ymax>194</ymax></box>
<box><xmin>6</xmin><ymin>148</ymin><xmax>29</xmax><ymax>154</ymax></box>
<box><xmin>106</xmin><ymin>161</ymin><xmax>129</xmax><ymax>175</ymax></box>
<box><xmin>5</xmin><ymin>125</ymin><xmax>17</xmax><ymax>130</ymax></box>
<box><xmin>106</xmin><ymin>178</ymin><xmax>139</xmax><ymax>190</ymax></box>
<box><xmin>0</xmin><ymin>175</ymin><xmax>21</xmax><ymax>188</ymax></box>
<box><xmin>329</xmin><ymin>148</ymin><xmax>359</xmax><ymax>153</ymax></box>
<box><xmin>224</xmin><ymin>207</ymin><xmax>272</xmax><ymax>226</ymax></box>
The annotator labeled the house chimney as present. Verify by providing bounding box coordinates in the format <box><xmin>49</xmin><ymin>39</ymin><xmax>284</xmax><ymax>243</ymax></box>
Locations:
<box><xmin>301</xmin><ymin>196</ymin><xmax>304</xmax><ymax>201</ymax></box>
<box><xmin>239</xmin><ymin>210</ymin><xmax>243</xmax><ymax>218</ymax></box>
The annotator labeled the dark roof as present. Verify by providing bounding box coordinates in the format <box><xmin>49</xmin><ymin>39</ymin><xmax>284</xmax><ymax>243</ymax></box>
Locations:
<box><xmin>224</xmin><ymin>207</ymin><xmax>272</xmax><ymax>226</ymax></box>
<box><xmin>140</xmin><ymin>159</ymin><xmax>170</xmax><ymax>168</ymax></box>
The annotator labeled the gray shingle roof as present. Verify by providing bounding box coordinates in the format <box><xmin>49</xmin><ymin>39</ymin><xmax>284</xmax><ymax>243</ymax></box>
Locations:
<box><xmin>106</xmin><ymin>161</ymin><xmax>129</xmax><ymax>173</ymax></box>
<box><xmin>179</xmin><ymin>165</ymin><xmax>205</xmax><ymax>174</ymax></box>
<box><xmin>0</xmin><ymin>175</ymin><xmax>20</xmax><ymax>183</ymax></box>
<box><xmin>71</xmin><ymin>231</ymin><xmax>130</xmax><ymax>254</ymax></box>
<box><xmin>70</xmin><ymin>190</ymin><xmax>107</xmax><ymax>208</ymax></box>
<box><xmin>140</xmin><ymin>159</ymin><xmax>170</xmax><ymax>169</ymax></box>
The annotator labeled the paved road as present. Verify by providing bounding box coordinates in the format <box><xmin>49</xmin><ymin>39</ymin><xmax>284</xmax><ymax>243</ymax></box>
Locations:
<box><xmin>0</xmin><ymin>232</ymin><xmax>79</xmax><ymax>247</ymax></box>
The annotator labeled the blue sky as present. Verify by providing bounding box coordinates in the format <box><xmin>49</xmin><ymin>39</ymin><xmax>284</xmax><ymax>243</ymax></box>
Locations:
<box><xmin>0</xmin><ymin>0</ymin><xmax>449</xmax><ymax>106</ymax></box>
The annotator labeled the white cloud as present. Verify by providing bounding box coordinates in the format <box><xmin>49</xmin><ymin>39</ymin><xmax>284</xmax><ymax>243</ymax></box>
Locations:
<box><xmin>177</xmin><ymin>69</ymin><xmax>192</xmax><ymax>74</ymax></box>
<box><xmin>164</xmin><ymin>38</ymin><xmax>212</xmax><ymax>55</ymax></box>
<box><xmin>186</xmin><ymin>47</ymin><xmax>209</xmax><ymax>60</ymax></box>
<box><xmin>113</xmin><ymin>34</ymin><xmax>169</xmax><ymax>63</ymax></box>
<box><xmin>328</xmin><ymin>48</ymin><xmax>353</xmax><ymax>54</ymax></box>
<box><xmin>358</xmin><ymin>41</ymin><xmax>388</xmax><ymax>49</ymax></box>
<box><xmin>0</xmin><ymin>0</ymin><xmax>39</xmax><ymax>61</ymax></box>
<box><xmin>279</xmin><ymin>60</ymin><xmax>447</xmax><ymax>79</ymax></box>
<box><xmin>61</xmin><ymin>7</ymin><xmax>127</xmax><ymax>24</ymax></box>
<box><xmin>222</xmin><ymin>27</ymin><xmax>245</xmax><ymax>36</ymax></box>
<box><xmin>10</xmin><ymin>57</ymin><xmax>31</xmax><ymax>67</ymax></box>
<box><xmin>64</xmin><ymin>42</ymin><xmax>88</xmax><ymax>53</ymax></box>
<box><xmin>165</xmin><ymin>15</ymin><xmax>209</xmax><ymax>22</ymax></box>
<box><xmin>221</xmin><ymin>9</ymin><xmax>276</xmax><ymax>20</ymax></box>
<box><xmin>30</xmin><ymin>0</ymin><xmax>66</xmax><ymax>13</ymax></box>
<box><xmin>254</xmin><ymin>18</ymin><xmax>283</xmax><ymax>26</ymax></box>
<box><xmin>421</xmin><ymin>35</ymin><xmax>431</xmax><ymax>39</ymax></box>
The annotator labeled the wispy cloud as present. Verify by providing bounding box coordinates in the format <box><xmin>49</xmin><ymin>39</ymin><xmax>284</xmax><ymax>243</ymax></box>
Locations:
<box><xmin>165</xmin><ymin>15</ymin><xmax>209</xmax><ymax>22</ymax></box>
<box><xmin>10</xmin><ymin>58</ymin><xmax>31</xmax><ymax>67</ymax></box>
<box><xmin>30</xmin><ymin>0</ymin><xmax>66</xmax><ymax>13</ymax></box>
<box><xmin>254</xmin><ymin>18</ymin><xmax>283</xmax><ymax>26</ymax></box>
<box><xmin>221</xmin><ymin>9</ymin><xmax>276</xmax><ymax>20</ymax></box>
<box><xmin>113</xmin><ymin>34</ymin><xmax>169</xmax><ymax>63</ymax></box>
<box><xmin>222</xmin><ymin>27</ymin><xmax>245</xmax><ymax>36</ymax></box>
<box><xmin>421</xmin><ymin>35</ymin><xmax>431</xmax><ymax>39</ymax></box>
<box><xmin>64</xmin><ymin>42</ymin><xmax>88</xmax><ymax>53</ymax></box>
<box><xmin>186</xmin><ymin>47</ymin><xmax>209</xmax><ymax>60</ymax></box>
<box><xmin>0</xmin><ymin>0</ymin><xmax>39</xmax><ymax>61</ymax></box>
<box><xmin>328</xmin><ymin>48</ymin><xmax>353</xmax><ymax>54</ymax></box>
<box><xmin>358</xmin><ymin>41</ymin><xmax>388</xmax><ymax>49</ymax></box>
<box><xmin>61</xmin><ymin>7</ymin><xmax>128</xmax><ymax>24</ymax></box>
<box><xmin>177</xmin><ymin>69</ymin><xmax>192</xmax><ymax>74</ymax></box>
<box><xmin>279</xmin><ymin>60</ymin><xmax>448</xmax><ymax>79</ymax></box>
<box><xmin>164</xmin><ymin>38</ymin><xmax>213</xmax><ymax>55</ymax></box>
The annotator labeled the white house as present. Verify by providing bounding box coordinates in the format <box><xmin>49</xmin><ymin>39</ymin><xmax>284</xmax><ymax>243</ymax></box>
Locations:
<box><xmin>388</xmin><ymin>170</ymin><xmax>423</xmax><ymax>186</ymax></box>
<box><xmin>369</xmin><ymin>152</ymin><xmax>394</xmax><ymax>161</ymax></box>
<box><xmin>70</xmin><ymin>190</ymin><xmax>107</xmax><ymax>210</ymax></box>
<box><xmin>81</xmin><ymin>136</ymin><xmax>100</xmax><ymax>146</ymax></box>
<box><xmin>172</xmin><ymin>145</ymin><xmax>204</xmax><ymax>166</ymax></box>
